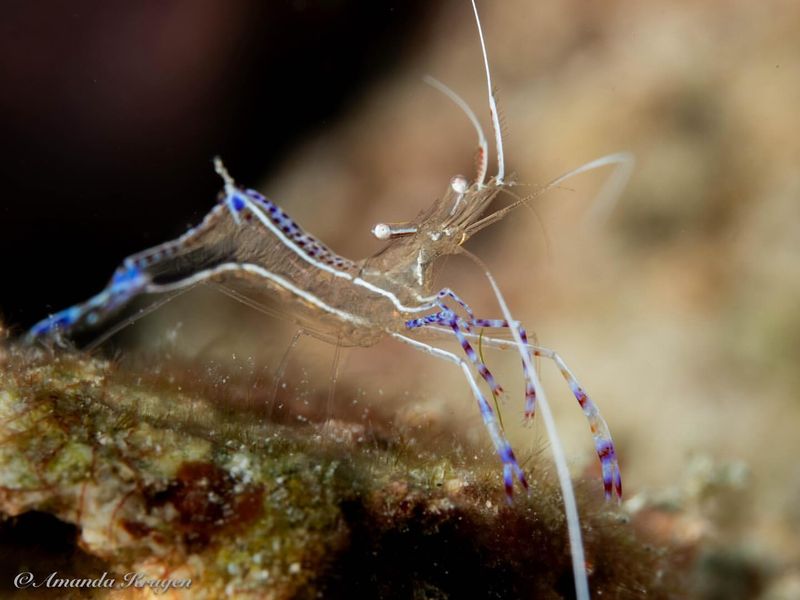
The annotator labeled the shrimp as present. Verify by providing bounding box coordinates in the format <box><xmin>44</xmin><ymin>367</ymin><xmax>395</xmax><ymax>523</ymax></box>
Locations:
<box><xmin>25</xmin><ymin>2</ymin><xmax>633</xmax><ymax>597</ymax></box>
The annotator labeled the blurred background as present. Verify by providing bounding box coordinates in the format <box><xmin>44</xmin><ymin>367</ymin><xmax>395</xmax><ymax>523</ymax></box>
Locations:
<box><xmin>2</xmin><ymin>0</ymin><xmax>799</xmax><ymax>595</ymax></box>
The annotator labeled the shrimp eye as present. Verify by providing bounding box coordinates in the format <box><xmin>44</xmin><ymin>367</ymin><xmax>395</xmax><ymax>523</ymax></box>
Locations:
<box><xmin>372</xmin><ymin>223</ymin><xmax>418</xmax><ymax>240</ymax></box>
<box><xmin>450</xmin><ymin>175</ymin><xmax>469</xmax><ymax>194</ymax></box>
<box><xmin>372</xmin><ymin>223</ymin><xmax>392</xmax><ymax>240</ymax></box>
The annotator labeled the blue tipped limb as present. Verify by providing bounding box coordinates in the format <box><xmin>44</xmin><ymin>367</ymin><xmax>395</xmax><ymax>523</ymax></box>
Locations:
<box><xmin>26</xmin><ymin>265</ymin><xmax>146</xmax><ymax>344</ymax></box>
<box><xmin>407</xmin><ymin>298</ymin><xmax>623</xmax><ymax>503</ymax></box>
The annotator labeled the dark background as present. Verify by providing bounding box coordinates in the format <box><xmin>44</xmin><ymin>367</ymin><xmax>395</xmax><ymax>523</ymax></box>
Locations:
<box><xmin>0</xmin><ymin>0</ymin><xmax>432</xmax><ymax>330</ymax></box>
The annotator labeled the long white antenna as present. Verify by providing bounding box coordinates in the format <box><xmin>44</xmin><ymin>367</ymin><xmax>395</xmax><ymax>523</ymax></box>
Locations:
<box><xmin>470</xmin><ymin>0</ymin><xmax>505</xmax><ymax>184</ymax></box>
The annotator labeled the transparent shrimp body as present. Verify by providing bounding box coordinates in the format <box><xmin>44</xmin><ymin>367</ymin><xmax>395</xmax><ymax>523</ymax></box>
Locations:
<box><xmin>26</xmin><ymin>158</ymin><xmax>624</xmax><ymax>599</ymax></box>
<box><xmin>24</xmin><ymin>2</ymin><xmax>636</xmax><ymax>598</ymax></box>
<box><xmin>359</xmin><ymin>178</ymin><xmax>498</xmax><ymax>294</ymax></box>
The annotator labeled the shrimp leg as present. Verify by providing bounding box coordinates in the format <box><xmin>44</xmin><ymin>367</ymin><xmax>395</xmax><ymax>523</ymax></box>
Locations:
<box><xmin>410</xmin><ymin>301</ymin><xmax>621</xmax><ymax>502</ymax></box>
<box><xmin>26</xmin><ymin>263</ymin><xmax>151</xmax><ymax>343</ymax></box>
<box><xmin>470</xmin><ymin>322</ymin><xmax>621</xmax><ymax>501</ymax></box>
<box><xmin>390</xmin><ymin>332</ymin><xmax>528</xmax><ymax>501</ymax></box>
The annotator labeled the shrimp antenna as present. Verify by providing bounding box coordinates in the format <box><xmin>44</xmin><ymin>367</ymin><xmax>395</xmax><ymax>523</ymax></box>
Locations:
<box><xmin>470</xmin><ymin>0</ymin><xmax>505</xmax><ymax>184</ymax></box>
<box><xmin>423</xmin><ymin>75</ymin><xmax>488</xmax><ymax>187</ymax></box>
<box><xmin>554</xmin><ymin>152</ymin><xmax>635</xmax><ymax>228</ymax></box>
<box><xmin>466</xmin><ymin>151</ymin><xmax>636</xmax><ymax>234</ymax></box>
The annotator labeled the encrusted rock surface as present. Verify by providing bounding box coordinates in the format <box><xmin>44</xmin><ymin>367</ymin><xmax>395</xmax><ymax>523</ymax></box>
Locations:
<box><xmin>0</xmin><ymin>342</ymin><xmax>683</xmax><ymax>598</ymax></box>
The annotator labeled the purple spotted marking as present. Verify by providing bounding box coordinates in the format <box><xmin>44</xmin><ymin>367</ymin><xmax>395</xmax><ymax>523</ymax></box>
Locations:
<box><xmin>518</xmin><ymin>327</ymin><xmax>537</xmax><ymax>421</ymax></box>
<box><xmin>243</xmin><ymin>188</ymin><xmax>356</xmax><ymax>272</ymax></box>
<box><xmin>596</xmin><ymin>439</ymin><xmax>621</xmax><ymax>500</ymax></box>
<box><xmin>503</xmin><ymin>464</ymin><xmax>514</xmax><ymax>501</ymax></box>
<box><xmin>500</xmin><ymin>443</ymin><xmax>528</xmax><ymax>502</ymax></box>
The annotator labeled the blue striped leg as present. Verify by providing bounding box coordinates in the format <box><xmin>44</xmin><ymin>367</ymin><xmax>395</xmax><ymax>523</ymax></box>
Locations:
<box><xmin>405</xmin><ymin>308</ymin><xmax>529</xmax><ymax>500</ymax></box>
<box><xmin>530</xmin><ymin>343</ymin><xmax>622</xmax><ymax>501</ymax></box>
<box><xmin>406</xmin><ymin>310</ymin><xmax>504</xmax><ymax>402</ymax></box>
<box><xmin>452</xmin><ymin>322</ymin><xmax>623</xmax><ymax>501</ymax></box>
<box><xmin>26</xmin><ymin>165</ymin><xmax>255</xmax><ymax>344</ymax></box>
<box><xmin>391</xmin><ymin>333</ymin><xmax>528</xmax><ymax>502</ymax></box>
<box><xmin>26</xmin><ymin>264</ymin><xmax>148</xmax><ymax>343</ymax></box>
<box><xmin>471</xmin><ymin>319</ymin><xmax>537</xmax><ymax>422</ymax></box>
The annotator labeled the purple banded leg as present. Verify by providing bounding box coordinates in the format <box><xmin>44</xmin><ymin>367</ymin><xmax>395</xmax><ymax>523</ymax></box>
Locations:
<box><xmin>26</xmin><ymin>264</ymin><xmax>148</xmax><ymax>343</ymax></box>
<box><xmin>518</xmin><ymin>328</ymin><xmax>538</xmax><ymax>423</ymax></box>
<box><xmin>406</xmin><ymin>311</ymin><xmax>504</xmax><ymax>399</ymax></box>
<box><xmin>499</xmin><ymin>441</ymin><xmax>527</xmax><ymax>501</ymax></box>
<box><xmin>446</xmin><ymin>316</ymin><xmax>504</xmax><ymax>398</ymax></box>
<box><xmin>472</xmin><ymin>318</ymin><xmax>537</xmax><ymax>423</ymax></box>
<box><xmin>390</xmin><ymin>332</ymin><xmax>528</xmax><ymax>502</ymax></box>
<box><xmin>436</xmin><ymin>288</ymin><xmax>476</xmax><ymax>321</ymax></box>
<box><xmin>530</xmin><ymin>346</ymin><xmax>622</xmax><ymax>500</ymax></box>
<box><xmin>405</xmin><ymin>311</ymin><xmax>450</xmax><ymax>330</ymax></box>
<box><xmin>456</xmin><ymin>320</ymin><xmax>623</xmax><ymax>501</ymax></box>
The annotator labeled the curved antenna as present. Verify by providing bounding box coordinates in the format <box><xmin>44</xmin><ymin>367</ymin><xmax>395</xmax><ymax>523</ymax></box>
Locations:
<box><xmin>551</xmin><ymin>152</ymin><xmax>635</xmax><ymax>228</ymax></box>
<box><xmin>470</xmin><ymin>0</ymin><xmax>505</xmax><ymax>184</ymax></box>
<box><xmin>423</xmin><ymin>75</ymin><xmax>489</xmax><ymax>187</ymax></box>
<box><xmin>466</xmin><ymin>151</ymin><xmax>636</xmax><ymax>234</ymax></box>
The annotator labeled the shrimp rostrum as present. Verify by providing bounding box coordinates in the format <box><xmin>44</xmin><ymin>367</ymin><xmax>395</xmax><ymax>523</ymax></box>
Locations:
<box><xmin>26</xmin><ymin>2</ymin><xmax>633</xmax><ymax>598</ymax></box>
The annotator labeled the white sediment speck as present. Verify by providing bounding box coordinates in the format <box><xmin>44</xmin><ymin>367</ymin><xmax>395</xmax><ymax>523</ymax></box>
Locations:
<box><xmin>228</xmin><ymin>451</ymin><xmax>253</xmax><ymax>484</ymax></box>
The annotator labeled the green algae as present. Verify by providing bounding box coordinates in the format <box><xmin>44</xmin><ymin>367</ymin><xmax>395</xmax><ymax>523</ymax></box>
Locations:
<box><xmin>0</xmin><ymin>342</ymin><xmax>685</xmax><ymax>599</ymax></box>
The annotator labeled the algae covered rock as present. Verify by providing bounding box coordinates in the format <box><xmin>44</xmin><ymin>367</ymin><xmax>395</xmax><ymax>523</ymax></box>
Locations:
<box><xmin>0</xmin><ymin>341</ymin><xmax>683</xmax><ymax>598</ymax></box>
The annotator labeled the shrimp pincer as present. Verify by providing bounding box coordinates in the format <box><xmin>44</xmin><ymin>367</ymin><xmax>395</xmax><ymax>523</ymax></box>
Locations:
<box><xmin>25</xmin><ymin>2</ymin><xmax>633</xmax><ymax>598</ymax></box>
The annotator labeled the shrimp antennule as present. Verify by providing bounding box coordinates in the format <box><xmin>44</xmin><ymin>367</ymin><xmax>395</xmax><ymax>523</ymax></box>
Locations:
<box><xmin>423</xmin><ymin>75</ymin><xmax>489</xmax><ymax>187</ymax></box>
<box><xmin>471</xmin><ymin>0</ymin><xmax>504</xmax><ymax>184</ymax></box>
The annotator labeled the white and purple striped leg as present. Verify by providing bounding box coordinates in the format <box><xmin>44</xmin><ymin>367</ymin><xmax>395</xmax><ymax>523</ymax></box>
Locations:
<box><xmin>529</xmin><ymin>344</ymin><xmax>622</xmax><ymax>501</ymax></box>
<box><xmin>436</xmin><ymin>323</ymin><xmax>623</xmax><ymax>502</ymax></box>
<box><xmin>25</xmin><ymin>264</ymin><xmax>149</xmax><ymax>343</ymax></box>
<box><xmin>390</xmin><ymin>332</ymin><xmax>528</xmax><ymax>501</ymax></box>
<box><xmin>471</xmin><ymin>318</ymin><xmax>538</xmax><ymax>423</ymax></box>
<box><xmin>406</xmin><ymin>311</ymin><xmax>504</xmax><ymax>400</ymax></box>
<box><xmin>436</xmin><ymin>288</ymin><xmax>476</xmax><ymax>322</ymax></box>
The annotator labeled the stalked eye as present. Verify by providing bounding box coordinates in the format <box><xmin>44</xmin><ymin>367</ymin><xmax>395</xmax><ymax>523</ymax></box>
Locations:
<box><xmin>450</xmin><ymin>175</ymin><xmax>469</xmax><ymax>194</ymax></box>
<box><xmin>372</xmin><ymin>223</ymin><xmax>392</xmax><ymax>240</ymax></box>
<box><xmin>371</xmin><ymin>223</ymin><xmax>418</xmax><ymax>240</ymax></box>
<box><xmin>449</xmin><ymin>175</ymin><xmax>469</xmax><ymax>215</ymax></box>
